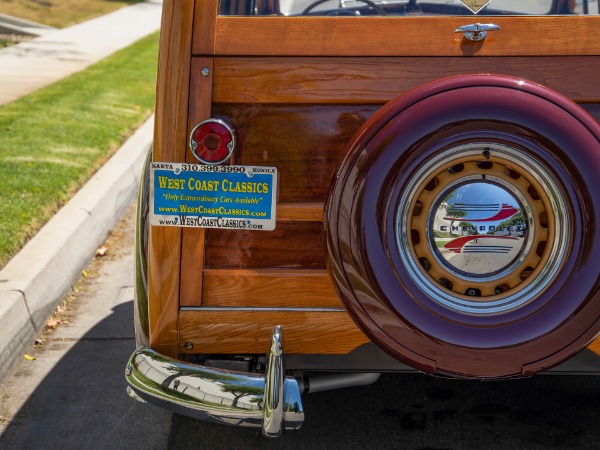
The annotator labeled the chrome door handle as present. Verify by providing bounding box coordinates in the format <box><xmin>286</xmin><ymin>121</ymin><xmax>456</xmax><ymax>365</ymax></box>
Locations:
<box><xmin>455</xmin><ymin>23</ymin><xmax>500</xmax><ymax>42</ymax></box>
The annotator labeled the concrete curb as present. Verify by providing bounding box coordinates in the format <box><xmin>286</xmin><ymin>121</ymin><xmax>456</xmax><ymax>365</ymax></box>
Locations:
<box><xmin>0</xmin><ymin>13</ymin><xmax>57</xmax><ymax>37</ymax></box>
<box><xmin>0</xmin><ymin>115</ymin><xmax>153</xmax><ymax>382</ymax></box>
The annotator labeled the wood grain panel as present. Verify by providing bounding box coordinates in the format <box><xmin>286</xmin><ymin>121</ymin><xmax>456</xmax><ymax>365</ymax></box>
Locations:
<box><xmin>179</xmin><ymin>57</ymin><xmax>214</xmax><ymax>307</ymax></box>
<box><xmin>148</xmin><ymin>227</ymin><xmax>181</xmax><ymax>357</ymax></box>
<box><xmin>188</xmin><ymin>58</ymin><xmax>214</xmax><ymax>135</ymax></box>
<box><xmin>192</xmin><ymin>0</ymin><xmax>218</xmax><ymax>55</ymax></box>
<box><xmin>209</xmin><ymin>16</ymin><xmax>600</xmax><ymax>57</ymax></box>
<box><xmin>205</xmin><ymin>221</ymin><xmax>325</xmax><ymax>269</ymax></box>
<box><xmin>277</xmin><ymin>203</ymin><xmax>323</xmax><ymax>222</ymax></box>
<box><xmin>202</xmin><ymin>269</ymin><xmax>340</xmax><ymax>307</ymax></box>
<box><xmin>148</xmin><ymin>0</ymin><xmax>196</xmax><ymax>357</ymax></box>
<box><xmin>179</xmin><ymin>228</ymin><xmax>205</xmax><ymax>307</ymax></box>
<box><xmin>179</xmin><ymin>310</ymin><xmax>369</xmax><ymax>354</ymax></box>
<box><xmin>588</xmin><ymin>336</ymin><xmax>600</xmax><ymax>357</ymax></box>
<box><xmin>213</xmin><ymin>104</ymin><xmax>373</xmax><ymax>202</ymax></box>
<box><xmin>212</xmin><ymin>56</ymin><xmax>600</xmax><ymax>104</ymax></box>
<box><xmin>154</xmin><ymin>0</ymin><xmax>195</xmax><ymax>164</ymax></box>
<box><xmin>210</xmin><ymin>100</ymin><xmax>599</xmax><ymax>206</ymax></box>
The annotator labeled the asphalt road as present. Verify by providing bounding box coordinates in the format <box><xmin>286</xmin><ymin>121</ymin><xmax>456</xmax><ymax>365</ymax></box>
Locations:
<box><xmin>1</xmin><ymin>205</ymin><xmax>600</xmax><ymax>449</ymax></box>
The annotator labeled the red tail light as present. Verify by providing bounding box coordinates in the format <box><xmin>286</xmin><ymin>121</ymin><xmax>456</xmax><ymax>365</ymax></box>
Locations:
<box><xmin>189</xmin><ymin>119</ymin><xmax>235</xmax><ymax>164</ymax></box>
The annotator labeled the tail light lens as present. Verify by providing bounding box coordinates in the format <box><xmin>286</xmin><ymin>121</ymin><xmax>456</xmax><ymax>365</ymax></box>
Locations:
<box><xmin>189</xmin><ymin>118</ymin><xmax>235</xmax><ymax>164</ymax></box>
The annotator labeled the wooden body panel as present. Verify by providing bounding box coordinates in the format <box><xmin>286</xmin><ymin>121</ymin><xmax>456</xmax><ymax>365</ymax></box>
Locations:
<box><xmin>207</xmin><ymin>17</ymin><xmax>600</xmax><ymax>57</ymax></box>
<box><xmin>147</xmin><ymin>0</ymin><xmax>195</xmax><ymax>357</ymax></box>
<box><xmin>202</xmin><ymin>269</ymin><xmax>340</xmax><ymax>308</ymax></box>
<box><xmin>179</xmin><ymin>311</ymin><xmax>370</xmax><ymax>354</ymax></box>
<box><xmin>205</xmin><ymin>222</ymin><xmax>325</xmax><ymax>270</ymax></box>
<box><xmin>149</xmin><ymin>0</ymin><xmax>600</xmax><ymax>359</ymax></box>
<box><xmin>178</xmin><ymin>58</ymin><xmax>213</xmax><ymax>307</ymax></box>
<box><xmin>213</xmin><ymin>104</ymin><xmax>371</xmax><ymax>202</ymax></box>
<box><xmin>213</xmin><ymin>56</ymin><xmax>600</xmax><ymax>104</ymax></box>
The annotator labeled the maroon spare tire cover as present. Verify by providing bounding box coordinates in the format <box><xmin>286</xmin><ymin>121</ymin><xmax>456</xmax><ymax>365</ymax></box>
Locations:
<box><xmin>325</xmin><ymin>74</ymin><xmax>600</xmax><ymax>378</ymax></box>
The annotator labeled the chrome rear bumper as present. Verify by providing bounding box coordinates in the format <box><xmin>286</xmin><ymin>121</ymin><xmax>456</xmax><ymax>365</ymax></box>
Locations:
<box><xmin>125</xmin><ymin>326</ymin><xmax>304</xmax><ymax>437</ymax></box>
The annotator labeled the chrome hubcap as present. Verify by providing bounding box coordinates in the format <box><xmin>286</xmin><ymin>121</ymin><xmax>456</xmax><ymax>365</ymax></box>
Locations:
<box><xmin>430</xmin><ymin>179</ymin><xmax>532</xmax><ymax>279</ymax></box>
<box><xmin>396</xmin><ymin>143</ymin><xmax>568</xmax><ymax>315</ymax></box>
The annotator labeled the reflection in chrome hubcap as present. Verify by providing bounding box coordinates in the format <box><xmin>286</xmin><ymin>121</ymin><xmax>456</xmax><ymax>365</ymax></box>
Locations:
<box><xmin>430</xmin><ymin>181</ymin><xmax>531</xmax><ymax>279</ymax></box>
<box><xmin>396</xmin><ymin>143</ymin><xmax>568</xmax><ymax>315</ymax></box>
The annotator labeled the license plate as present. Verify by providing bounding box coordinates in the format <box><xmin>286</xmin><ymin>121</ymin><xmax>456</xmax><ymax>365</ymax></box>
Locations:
<box><xmin>150</xmin><ymin>162</ymin><xmax>277</xmax><ymax>231</ymax></box>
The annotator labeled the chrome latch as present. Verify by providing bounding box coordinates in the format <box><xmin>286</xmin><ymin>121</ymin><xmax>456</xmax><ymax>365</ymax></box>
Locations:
<box><xmin>455</xmin><ymin>23</ymin><xmax>500</xmax><ymax>42</ymax></box>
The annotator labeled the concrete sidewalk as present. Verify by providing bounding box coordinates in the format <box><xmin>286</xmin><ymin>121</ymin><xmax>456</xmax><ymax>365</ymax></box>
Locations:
<box><xmin>0</xmin><ymin>1</ymin><xmax>162</xmax><ymax>382</ymax></box>
<box><xmin>0</xmin><ymin>0</ymin><xmax>163</xmax><ymax>105</ymax></box>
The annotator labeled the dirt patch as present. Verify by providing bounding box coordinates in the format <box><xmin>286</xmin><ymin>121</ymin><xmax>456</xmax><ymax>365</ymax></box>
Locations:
<box><xmin>0</xmin><ymin>33</ymin><xmax>32</xmax><ymax>48</ymax></box>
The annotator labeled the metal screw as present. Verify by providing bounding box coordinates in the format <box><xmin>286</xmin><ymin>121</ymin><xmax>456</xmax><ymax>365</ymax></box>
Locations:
<box><xmin>184</xmin><ymin>342</ymin><xmax>194</xmax><ymax>350</ymax></box>
<box><xmin>201</xmin><ymin>67</ymin><xmax>210</xmax><ymax>77</ymax></box>
<box><xmin>467</xmin><ymin>288</ymin><xmax>477</xmax><ymax>296</ymax></box>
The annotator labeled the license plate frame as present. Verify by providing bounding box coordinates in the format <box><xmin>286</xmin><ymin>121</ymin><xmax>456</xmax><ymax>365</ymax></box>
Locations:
<box><xmin>150</xmin><ymin>162</ymin><xmax>278</xmax><ymax>231</ymax></box>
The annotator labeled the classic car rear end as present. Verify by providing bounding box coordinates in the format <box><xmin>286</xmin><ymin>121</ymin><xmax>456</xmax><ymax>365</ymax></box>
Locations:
<box><xmin>126</xmin><ymin>0</ymin><xmax>600</xmax><ymax>436</ymax></box>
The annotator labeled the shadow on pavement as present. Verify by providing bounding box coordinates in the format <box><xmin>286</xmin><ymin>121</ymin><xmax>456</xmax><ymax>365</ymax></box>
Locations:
<box><xmin>168</xmin><ymin>362</ymin><xmax>600</xmax><ymax>449</ymax></box>
<box><xmin>0</xmin><ymin>302</ymin><xmax>171</xmax><ymax>450</ymax></box>
<box><xmin>2</xmin><ymin>299</ymin><xmax>600</xmax><ymax>449</ymax></box>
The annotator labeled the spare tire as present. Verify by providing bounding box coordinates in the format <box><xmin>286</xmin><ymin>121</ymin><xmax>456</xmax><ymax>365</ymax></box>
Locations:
<box><xmin>325</xmin><ymin>74</ymin><xmax>600</xmax><ymax>378</ymax></box>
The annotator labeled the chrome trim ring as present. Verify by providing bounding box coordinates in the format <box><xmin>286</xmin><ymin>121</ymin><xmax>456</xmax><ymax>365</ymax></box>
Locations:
<box><xmin>395</xmin><ymin>142</ymin><xmax>568</xmax><ymax>315</ymax></box>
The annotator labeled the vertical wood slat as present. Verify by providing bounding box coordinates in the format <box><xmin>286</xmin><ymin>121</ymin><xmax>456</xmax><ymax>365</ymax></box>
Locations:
<box><xmin>179</xmin><ymin>228</ymin><xmax>206</xmax><ymax>307</ymax></box>
<box><xmin>192</xmin><ymin>0</ymin><xmax>219</xmax><ymax>55</ymax></box>
<box><xmin>148</xmin><ymin>0</ymin><xmax>196</xmax><ymax>356</ymax></box>
<box><xmin>179</xmin><ymin>58</ymin><xmax>215</xmax><ymax>307</ymax></box>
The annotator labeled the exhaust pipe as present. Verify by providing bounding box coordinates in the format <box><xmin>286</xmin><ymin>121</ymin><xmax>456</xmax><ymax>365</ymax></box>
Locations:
<box><xmin>301</xmin><ymin>372</ymin><xmax>381</xmax><ymax>394</ymax></box>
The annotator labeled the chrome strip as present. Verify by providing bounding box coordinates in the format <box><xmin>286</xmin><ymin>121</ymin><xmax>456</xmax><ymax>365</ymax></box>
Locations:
<box><xmin>262</xmin><ymin>325</ymin><xmax>285</xmax><ymax>437</ymax></box>
<box><xmin>180</xmin><ymin>307</ymin><xmax>346</xmax><ymax>312</ymax></box>
<box><xmin>125</xmin><ymin>327</ymin><xmax>304</xmax><ymax>434</ymax></box>
<box><xmin>134</xmin><ymin>146</ymin><xmax>152</xmax><ymax>346</ymax></box>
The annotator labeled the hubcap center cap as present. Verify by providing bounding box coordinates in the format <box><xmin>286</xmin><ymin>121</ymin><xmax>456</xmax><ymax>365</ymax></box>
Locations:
<box><xmin>429</xmin><ymin>181</ymin><xmax>530</xmax><ymax>280</ymax></box>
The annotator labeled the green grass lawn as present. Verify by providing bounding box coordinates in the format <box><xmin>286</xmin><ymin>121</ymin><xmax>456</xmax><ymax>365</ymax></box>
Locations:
<box><xmin>0</xmin><ymin>32</ymin><xmax>158</xmax><ymax>268</ymax></box>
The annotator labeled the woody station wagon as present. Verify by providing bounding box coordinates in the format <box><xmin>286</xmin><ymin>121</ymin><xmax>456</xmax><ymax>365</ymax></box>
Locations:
<box><xmin>125</xmin><ymin>0</ymin><xmax>600</xmax><ymax>437</ymax></box>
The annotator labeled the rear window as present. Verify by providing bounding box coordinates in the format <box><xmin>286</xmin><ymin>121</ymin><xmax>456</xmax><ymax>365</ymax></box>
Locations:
<box><xmin>219</xmin><ymin>0</ymin><xmax>599</xmax><ymax>16</ymax></box>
